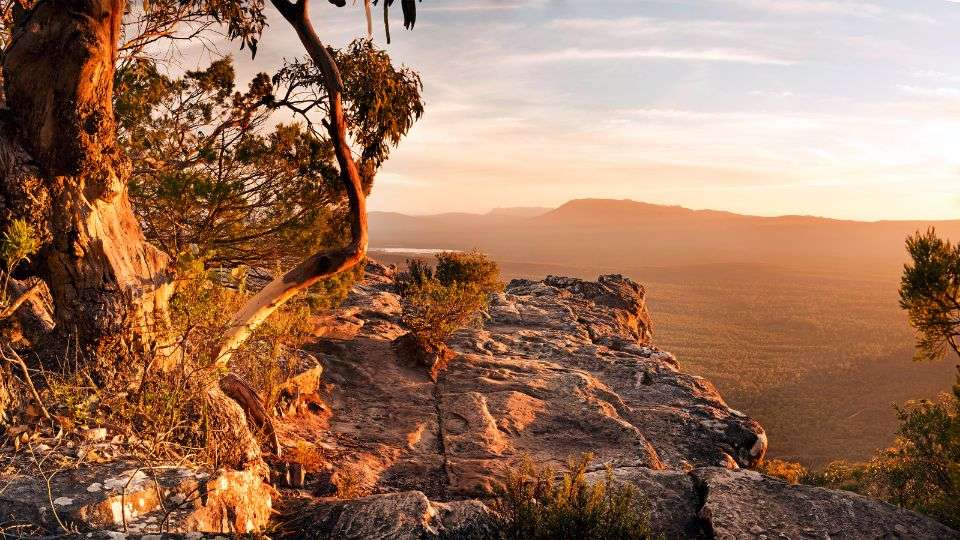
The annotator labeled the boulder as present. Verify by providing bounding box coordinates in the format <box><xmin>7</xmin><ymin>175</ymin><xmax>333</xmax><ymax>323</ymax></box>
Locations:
<box><xmin>0</xmin><ymin>459</ymin><xmax>273</xmax><ymax>535</ymax></box>
<box><xmin>693</xmin><ymin>467</ymin><xmax>960</xmax><ymax>540</ymax></box>
<box><xmin>283</xmin><ymin>491</ymin><xmax>493</xmax><ymax>539</ymax></box>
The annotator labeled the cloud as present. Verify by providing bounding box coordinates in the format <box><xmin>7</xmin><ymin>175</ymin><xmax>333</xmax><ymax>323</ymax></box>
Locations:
<box><xmin>420</xmin><ymin>1</ymin><xmax>545</xmax><ymax>12</ymax></box>
<box><xmin>719</xmin><ymin>0</ymin><xmax>936</xmax><ymax>23</ymax></box>
<box><xmin>749</xmin><ymin>90</ymin><xmax>797</xmax><ymax>98</ymax></box>
<box><xmin>897</xmin><ymin>85</ymin><xmax>960</xmax><ymax>99</ymax></box>
<box><xmin>507</xmin><ymin>47</ymin><xmax>796</xmax><ymax>65</ymax></box>
<box><xmin>546</xmin><ymin>17</ymin><xmax>767</xmax><ymax>37</ymax></box>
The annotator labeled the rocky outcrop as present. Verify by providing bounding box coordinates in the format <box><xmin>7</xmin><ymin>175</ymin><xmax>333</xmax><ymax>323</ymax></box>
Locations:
<box><xmin>0</xmin><ymin>458</ymin><xmax>273</xmax><ymax>535</ymax></box>
<box><xmin>282</xmin><ymin>262</ymin><xmax>955</xmax><ymax>538</ymax></box>
<box><xmin>3</xmin><ymin>263</ymin><xmax>955</xmax><ymax>538</ymax></box>
<box><xmin>300</xmin><ymin>264</ymin><xmax>765</xmax><ymax>500</ymax></box>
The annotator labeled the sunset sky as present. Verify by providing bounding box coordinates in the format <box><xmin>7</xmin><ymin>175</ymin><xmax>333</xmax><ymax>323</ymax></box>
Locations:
<box><xmin>228</xmin><ymin>0</ymin><xmax>960</xmax><ymax>220</ymax></box>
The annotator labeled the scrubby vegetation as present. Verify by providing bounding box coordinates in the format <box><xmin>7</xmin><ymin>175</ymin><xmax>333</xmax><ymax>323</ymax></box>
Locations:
<box><xmin>756</xmin><ymin>458</ymin><xmax>810</xmax><ymax>485</ymax></box>
<box><xmin>395</xmin><ymin>250</ymin><xmax>504</xmax><ymax>347</ymax></box>
<box><xmin>491</xmin><ymin>455</ymin><xmax>652</xmax><ymax>540</ymax></box>
<box><xmin>753</xmin><ymin>228</ymin><xmax>960</xmax><ymax>530</ymax></box>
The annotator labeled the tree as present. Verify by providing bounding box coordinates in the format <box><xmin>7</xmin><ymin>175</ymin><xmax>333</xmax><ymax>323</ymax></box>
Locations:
<box><xmin>0</xmin><ymin>0</ymin><xmax>426</xmax><ymax>467</ymax></box>
<box><xmin>120</xmin><ymin>42</ymin><xmax>422</xmax><ymax>270</ymax></box>
<box><xmin>900</xmin><ymin>228</ymin><xmax>960</xmax><ymax>361</ymax></box>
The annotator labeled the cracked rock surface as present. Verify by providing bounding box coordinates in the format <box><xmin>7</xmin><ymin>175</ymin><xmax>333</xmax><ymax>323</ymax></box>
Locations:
<box><xmin>286</xmin><ymin>262</ymin><xmax>957</xmax><ymax>538</ymax></box>
<box><xmin>299</xmin><ymin>263</ymin><xmax>767</xmax><ymax>501</ymax></box>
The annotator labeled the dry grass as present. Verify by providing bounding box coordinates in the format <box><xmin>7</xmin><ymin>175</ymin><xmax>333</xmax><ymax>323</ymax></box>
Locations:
<box><xmin>1</xmin><ymin>261</ymin><xmax>355</xmax><ymax>470</ymax></box>
<box><xmin>491</xmin><ymin>454</ymin><xmax>651</xmax><ymax>540</ymax></box>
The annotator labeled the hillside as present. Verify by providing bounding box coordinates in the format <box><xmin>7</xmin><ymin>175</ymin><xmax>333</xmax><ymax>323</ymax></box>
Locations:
<box><xmin>370</xmin><ymin>199</ymin><xmax>960</xmax><ymax>467</ymax></box>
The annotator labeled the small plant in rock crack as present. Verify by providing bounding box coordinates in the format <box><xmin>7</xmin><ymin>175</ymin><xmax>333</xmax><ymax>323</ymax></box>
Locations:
<box><xmin>490</xmin><ymin>454</ymin><xmax>653</xmax><ymax>540</ymax></box>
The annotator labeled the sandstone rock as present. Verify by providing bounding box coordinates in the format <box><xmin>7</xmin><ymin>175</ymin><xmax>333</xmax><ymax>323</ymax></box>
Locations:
<box><xmin>286</xmin><ymin>491</ymin><xmax>493</xmax><ymax>539</ymax></box>
<box><xmin>0</xmin><ymin>460</ymin><xmax>272</xmax><ymax>535</ymax></box>
<box><xmin>590</xmin><ymin>467</ymin><xmax>706</xmax><ymax>539</ymax></box>
<box><xmin>273</xmin><ymin>352</ymin><xmax>328</xmax><ymax>418</ymax></box>
<box><xmin>692</xmin><ymin>467</ymin><xmax>960</xmax><ymax>540</ymax></box>
<box><xmin>302</xmin><ymin>265</ymin><xmax>766</xmax><ymax>501</ymax></box>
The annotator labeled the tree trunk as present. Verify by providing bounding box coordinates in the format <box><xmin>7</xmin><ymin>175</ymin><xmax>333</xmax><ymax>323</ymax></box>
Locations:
<box><xmin>0</xmin><ymin>0</ymin><xmax>173</xmax><ymax>363</ymax></box>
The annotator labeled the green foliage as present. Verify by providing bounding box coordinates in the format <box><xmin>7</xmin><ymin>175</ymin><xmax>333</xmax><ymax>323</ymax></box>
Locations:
<box><xmin>491</xmin><ymin>455</ymin><xmax>652</xmax><ymax>540</ymax></box>
<box><xmin>396</xmin><ymin>251</ymin><xmax>503</xmax><ymax>346</ymax></box>
<box><xmin>119</xmin><ymin>44</ymin><xmax>421</xmax><ymax>271</ymax></box>
<box><xmin>435</xmin><ymin>250</ymin><xmax>503</xmax><ymax>295</ymax></box>
<box><xmin>756</xmin><ymin>459</ymin><xmax>810</xmax><ymax>485</ymax></box>
<box><xmin>304</xmin><ymin>260</ymin><xmax>366</xmax><ymax>311</ymax></box>
<box><xmin>899</xmin><ymin>228</ymin><xmax>960</xmax><ymax>361</ymax></box>
<box><xmin>271</xmin><ymin>39</ymin><xmax>424</xmax><ymax>188</ymax></box>
<box><xmin>805</xmin><ymin>371</ymin><xmax>960</xmax><ymax>529</ymax></box>
<box><xmin>0</xmin><ymin>219</ymin><xmax>38</xmax><ymax>272</ymax></box>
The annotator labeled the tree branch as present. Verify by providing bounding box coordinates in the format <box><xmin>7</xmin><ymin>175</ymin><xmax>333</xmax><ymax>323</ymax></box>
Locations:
<box><xmin>216</xmin><ymin>0</ymin><xmax>368</xmax><ymax>367</ymax></box>
<box><xmin>0</xmin><ymin>279</ymin><xmax>42</xmax><ymax>321</ymax></box>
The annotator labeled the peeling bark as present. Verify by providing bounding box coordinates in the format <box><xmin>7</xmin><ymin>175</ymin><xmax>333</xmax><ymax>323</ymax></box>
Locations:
<box><xmin>1</xmin><ymin>0</ymin><xmax>173</xmax><ymax>361</ymax></box>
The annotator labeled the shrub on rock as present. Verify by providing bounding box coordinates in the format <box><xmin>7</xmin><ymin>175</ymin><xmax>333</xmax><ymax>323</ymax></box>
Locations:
<box><xmin>393</xmin><ymin>251</ymin><xmax>503</xmax><ymax>379</ymax></box>
<box><xmin>491</xmin><ymin>454</ymin><xmax>652</xmax><ymax>540</ymax></box>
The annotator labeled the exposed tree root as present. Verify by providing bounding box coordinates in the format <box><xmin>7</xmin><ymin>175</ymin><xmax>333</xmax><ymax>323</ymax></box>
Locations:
<box><xmin>220</xmin><ymin>372</ymin><xmax>282</xmax><ymax>458</ymax></box>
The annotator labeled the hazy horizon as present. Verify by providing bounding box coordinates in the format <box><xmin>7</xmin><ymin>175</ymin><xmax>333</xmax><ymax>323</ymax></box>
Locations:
<box><xmin>372</xmin><ymin>197</ymin><xmax>960</xmax><ymax>223</ymax></box>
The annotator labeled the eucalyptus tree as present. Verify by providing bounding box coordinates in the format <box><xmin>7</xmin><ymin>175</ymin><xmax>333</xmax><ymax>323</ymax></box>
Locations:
<box><xmin>0</xmin><ymin>0</ymin><xmax>423</xmax><ymax>466</ymax></box>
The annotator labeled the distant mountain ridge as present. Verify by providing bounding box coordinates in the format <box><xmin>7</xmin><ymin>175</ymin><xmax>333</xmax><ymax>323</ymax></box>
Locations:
<box><xmin>370</xmin><ymin>198</ymin><xmax>960</xmax><ymax>278</ymax></box>
<box><xmin>376</xmin><ymin>198</ymin><xmax>957</xmax><ymax>225</ymax></box>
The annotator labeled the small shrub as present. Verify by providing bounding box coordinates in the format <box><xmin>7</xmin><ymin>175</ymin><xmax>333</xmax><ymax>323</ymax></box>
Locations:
<box><xmin>0</xmin><ymin>219</ymin><xmax>39</xmax><ymax>304</ymax></box>
<box><xmin>756</xmin><ymin>458</ymin><xmax>809</xmax><ymax>485</ymax></box>
<box><xmin>491</xmin><ymin>455</ymin><xmax>652</xmax><ymax>540</ymax></box>
<box><xmin>0</xmin><ymin>219</ymin><xmax>39</xmax><ymax>271</ymax></box>
<box><xmin>395</xmin><ymin>251</ymin><xmax>503</xmax><ymax>347</ymax></box>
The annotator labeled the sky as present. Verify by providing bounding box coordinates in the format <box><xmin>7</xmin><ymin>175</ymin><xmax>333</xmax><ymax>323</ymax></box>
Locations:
<box><xmin>223</xmin><ymin>0</ymin><xmax>960</xmax><ymax>220</ymax></box>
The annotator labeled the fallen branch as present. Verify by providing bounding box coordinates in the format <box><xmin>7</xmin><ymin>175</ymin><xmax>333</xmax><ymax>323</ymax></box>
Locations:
<box><xmin>220</xmin><ymin>372</ymin><xmax>281</xmax><ymax>457</ymax></box>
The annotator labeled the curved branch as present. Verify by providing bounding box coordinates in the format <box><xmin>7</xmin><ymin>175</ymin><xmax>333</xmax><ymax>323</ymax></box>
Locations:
<box><xmin>216</xmin><ymin>0</ymin><xmax>368</xmax><ymax>367</ymax></box>
<box><xmin>0</xmin><ymin>278</ymin><xmax>42</xmax><ymax>321</ymax></box>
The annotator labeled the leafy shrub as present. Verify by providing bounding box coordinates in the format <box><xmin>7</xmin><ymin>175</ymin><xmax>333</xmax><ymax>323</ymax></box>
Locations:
<box><xmin>0</xmin><ymin>219</ymin><xmax>39</xmax><ymax>303</ymax></box>
<box><xmin>756</xmin><ymin>458</ymin><xmax>810</xmax><ymax>485</ymax></box>
<box><xmin>395</xmin><ymin>251</ymin><xmax>503</xmax><ymax>347</ymax></box>
<box><xmin>491</xmin><ymin>455</ymin><xmax>652</xmax><ymax>540</ymax></box>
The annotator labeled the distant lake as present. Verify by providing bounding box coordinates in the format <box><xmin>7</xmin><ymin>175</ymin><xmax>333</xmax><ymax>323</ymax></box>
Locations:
<box><xmin>369</xmin><ymin>247</ymin><xmax>460</xmax><ymax>255</ymax></box>
<box><xmin>368</xmin><ymin>248</ymin><xmax>460</xmax><ymax>255</ymax></box>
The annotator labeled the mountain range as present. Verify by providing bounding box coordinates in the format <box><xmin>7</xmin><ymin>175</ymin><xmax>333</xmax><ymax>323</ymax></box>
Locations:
<box><xmin>370</xmin><ymin>198</ymin><xmax>960</xmax><ymax>278</ymax></box>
